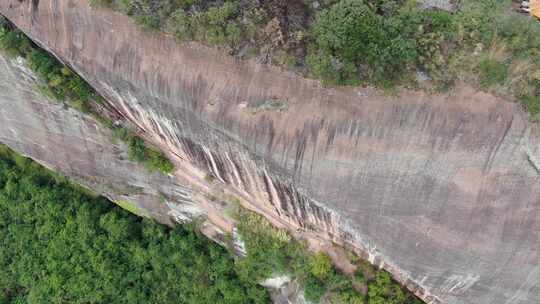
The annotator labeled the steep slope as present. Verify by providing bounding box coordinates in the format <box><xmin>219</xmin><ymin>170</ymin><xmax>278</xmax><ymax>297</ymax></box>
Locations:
<box><xmin>0</xmin><ymin>48</ymin><xmax>205</xmax><ymax>226</ymax></box>
<box><xmin>0</xmin><ymin>1</ymin><xmax>539</xmax><ymax>304</ymax></box>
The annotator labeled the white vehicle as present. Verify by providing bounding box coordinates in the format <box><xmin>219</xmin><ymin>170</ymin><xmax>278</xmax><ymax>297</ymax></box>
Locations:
<box><xmin>521</xmin><ymin>0</ymin><xmax>530</xmax><ymax>7</ymax></box>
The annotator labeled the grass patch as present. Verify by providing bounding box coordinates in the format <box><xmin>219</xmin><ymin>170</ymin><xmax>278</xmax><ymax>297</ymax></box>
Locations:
<box><xmin>521</xmin><ymin>95</ymin><xmax>540</xmax><ymax>119</ymax></box>
<box><xmin>478</xmin><ymin>58</ymin><xmax>508</xmax><ymax>87</ymax></box>
<box><xmin>115</xmin><ymin>199</ymin><xmax>149</xmax><ymax>217</ymax></box>
<box><xmin>248</xmin><ymin>99</ymin><xmax>289</xmax><ymax>113</ymax></box>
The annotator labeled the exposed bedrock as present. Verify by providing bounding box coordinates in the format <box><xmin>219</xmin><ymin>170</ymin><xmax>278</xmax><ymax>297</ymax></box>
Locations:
<box><xmin>1</xmin><ymin>1</ymin><xmax>539</xmax><ymax>304</ymax></box>
<box><xmin>0</xmin><ymin>53</ymin><xmax>201</xmax><ymax>226</ymax></box>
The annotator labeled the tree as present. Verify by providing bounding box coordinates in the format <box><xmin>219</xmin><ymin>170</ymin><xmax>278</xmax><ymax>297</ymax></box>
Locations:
<box><xmin>310</xmin><ymin>252</ymin><xmax>334</xmax><ymax>281</ymax></box>
<box><xmin>309</xmin><ymin>0</ymin><xmax>417</xmax><ymax>84</ymax></box>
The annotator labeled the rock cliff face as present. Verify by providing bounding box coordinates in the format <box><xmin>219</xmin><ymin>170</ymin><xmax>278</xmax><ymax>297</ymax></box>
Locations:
<box><xmin>1</xmin><ymin>1</ymin><xmax>539</xmax><ymax>304</ymax></box>
<box><xmin>0</xmin><ymin>52</ymin><xmax>200</xmax><ymax>227</ymax></box>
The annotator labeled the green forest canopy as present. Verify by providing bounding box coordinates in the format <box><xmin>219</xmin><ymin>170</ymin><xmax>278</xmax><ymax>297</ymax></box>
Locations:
<box><xmin>0</xmin><ymin>145</ymin><xmax>268</xmax><ymax>304</ymax></box>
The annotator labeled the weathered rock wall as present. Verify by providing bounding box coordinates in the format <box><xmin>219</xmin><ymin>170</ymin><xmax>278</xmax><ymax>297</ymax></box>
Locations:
<box><xmin>0</xmin><ymin>52</ymin><xmax>200</xmax><ymax>227</ymax></box>
<box><xmin>1</xmin><ymin>1</ymin><xmax>539</xmax><ymax>304</ymax></box>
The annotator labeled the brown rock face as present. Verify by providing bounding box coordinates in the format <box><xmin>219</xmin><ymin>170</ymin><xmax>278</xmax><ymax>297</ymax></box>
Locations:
<box><xmin>1</xmin><ymin>1</ymin><xmax>539</xmax><ymax>304</ymax></box>
<box><xmin>0</xmin><ymin>54</ymin><xmax>201</xmax><ymax>226</ymax></box>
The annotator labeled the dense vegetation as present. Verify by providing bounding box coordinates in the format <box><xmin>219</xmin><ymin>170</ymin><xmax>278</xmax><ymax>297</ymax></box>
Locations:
<box><xmin>90</xmin><ymin>0</ymin><xmax>540</xmax><ymax>119</ymax></box>
<box><xmin>309</xmin><ymin>0</ymin><xmax>540</xmax><ymax>107</ymax></box>
<box><xmin>0</xmin><ymin>18</ymin><xmax>175</xmax><ymax>174</ymax></box>
<box><xmin>0</xmin><ymin>144</ymin><xmax>269</xmax><ymax>303</ymax></box>
<box><xmin>235</xmin><ymin>208</ymin><xmax>424</xmax><ymax>304</ymax></box>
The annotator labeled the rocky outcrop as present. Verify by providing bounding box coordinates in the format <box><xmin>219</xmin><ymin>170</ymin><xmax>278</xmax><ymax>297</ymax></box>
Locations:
<box><xmin>0</xmin><ymin>53</ymin><xmax>201</xmax><ymax>226</ymax></box>
<box><xmin>1</xmin><ymin>1</ymin><xmax>539</xmax><ymax>304</ymax></box>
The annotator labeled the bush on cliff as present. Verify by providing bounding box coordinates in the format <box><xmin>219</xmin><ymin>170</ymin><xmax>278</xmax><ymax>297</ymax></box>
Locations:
<box><xmin>309</xmin><ymin>0</ymin><xmax>383</xmax><ymax>84</ymax></box>
<box><xmin>367</xmin><ymin>271</ymin><xmax>424</xmax><ymax>304</ymax></box>
<box><xmin>477</xmin><ymin>57</ymin><xmax>508</xmax><ymax>88</ymax></box>
<box><xmin>310</xmin><ymin>252</ymin><xmax>334</xmax><ymax>281</ymax></box>
<box><xmin>307</xmin><ymin>0</ymin><xmax>451</xmax><ymax>85</ymax></box>
<box><xmin>125</xmin><ymin>132</ymin><xmax>175</xmax><ymax>174</ymax></box>
<box><xmin>522</xmin><ymin>95</ymin><xmax>540</xmax><ymax>118</ymax></box>
<box><xmin>0</xmin><ymin>27</ymin><xmax>31</xmax><ymax>57</ymax></box>
<box><xmin>26</xmin><ymin>48</ymin><xmax>94</xmax><ymax>104</ymax></box>
<box><xmin>0</xmin><ymin>144</ymin><xmax>269</xmax><ymax>303</ymax></box>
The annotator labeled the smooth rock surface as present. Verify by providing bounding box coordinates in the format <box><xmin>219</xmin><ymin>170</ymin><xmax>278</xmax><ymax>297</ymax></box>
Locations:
<box><xmin>1</xmin><ymin>1</ymin><xmax>539</xmax><ymax>304</ymax></box>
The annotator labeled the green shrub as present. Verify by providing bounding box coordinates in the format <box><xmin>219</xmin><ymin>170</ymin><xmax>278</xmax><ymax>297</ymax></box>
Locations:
<box><xmin>123</xmin><ymin>132</ymin><xmax>174</xmax><ymax>174</ymax></box>
<box><xmin>307</xmin><ymin>50</ymin><xmax>359</xmax><ymax>85</ymax></box>
<box><xmin>454</xmin><ymin>0</ymin><xmax>509</xmax><ymax>44</ymax></box>
<box><xmin>204</xmin><ymin>173</ymin><xmax>216</xmax><ymax>183</ymax></box>
<box><xmin>70</xmin><ymin>99</ymin><xmax>91</xmax><ymax>113</ymax></box>
<box><xmin>15</xmin><ymin>45</ymin><xmax>94</xmax><ymax>103</ymax></box>
<box><xmin>147</xmin><ymin>148</ymin><xmax>174</xmax><ymax>173</ymax></box>
<box><xmin>478</xmin><ymin>58</ymin><xmax>508</xmax><ymax>87</ymax></box>
<box><xmin>367</xmin><ymin>271</ymin><xmax>412</xmax><ymax>304</ymax></box>
<box><xmin>0</xmin><ymin>28</ymin><xmax>31</xmax><ymax>57</ymax></box>
<box><xmin>127</xmin><ymin>136</ymin><xmax>148</xmax><ymax>162</ymax></box>
<box><xmin>326</xmin><ymin>271</ymin><xmax>351</xmax><ymax>291</ymax></box>
<box><xmin>116</xmin><ymin>0</ymin><xmax>135</xmax><ymax>14</ymax></box>
<box><xmin>225</xmin><ymin>21</ymin><xmax>241</xmax><ymax>46</ymax></box>
<box><xmin>522</xmin><ymin>95</ymin><xmax>540</xmax><ymax>117</ymax></box>
<box><xmin>135</xmin><ymin>14</ymin><xmax>161</xmax><ymax>30</ymax></box>
<box><xmin>206</xmin><ymin>2</ymin><xmax>238</xmax><ymax>25</ymax></box>
<box><xmin>112</xmin><ymin>126</ymin><xmax>132</xmax><ymax>141</ymax></box>
<box><xmin>311</xmin><ymin>0</ymin><xmax>381</xmax><ymax>64</ymax></box>
<box><xmin>304</xmin><ymin>274</ymin><xmax>327</xmax><ymax>302</ymax></box>
<box><xmin>234</xmin><ymin>208</ymin><xmax>316</xmax><ymax>283</ymax></box>
<box><xmin>310</xmin><ymin>252</ymin><xmax>334</xmax><ymax>281</ymax></box>
<box><xmin>88</xmin><ymin>0</ymin><xmax>115</xmax><ymax>8</ymax></box>
<box><xmin>354</xmin><ymin>269</ymin><xmax>366</xmax><ymax>284</ymax></box>
<box><xmin>234</xmin><ymin>215</ymin><xmax>294</xmax><ymax>281</ymax></box>
<box><xmin>495</xmin><ymin>13</ymin><xmax>540</xmax><ymax>57</ymax></box>
<box><xmin>169</xmin><ymin>9</ymin><xmax>193</xmax><ymax>40</ymax></box>
<box><xmin>309</xmin><ymin>0</ymin><xmax>418</xmax><ymax>84</ymax></box>
<box><xmin>333</xmin><ymin>287</ymin><xmax>365</xmax><ymax>304</ymax></box>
